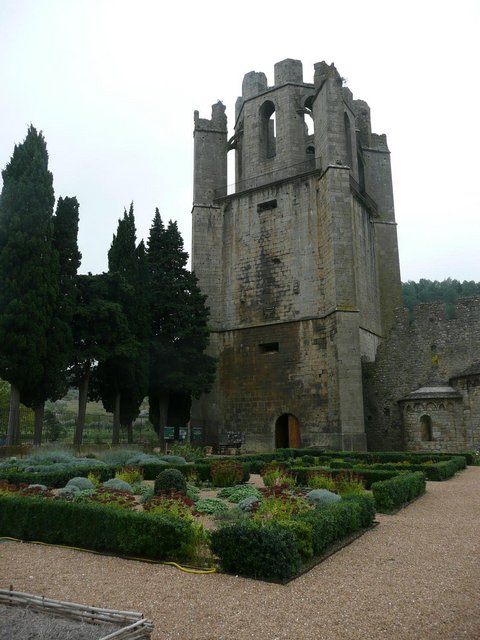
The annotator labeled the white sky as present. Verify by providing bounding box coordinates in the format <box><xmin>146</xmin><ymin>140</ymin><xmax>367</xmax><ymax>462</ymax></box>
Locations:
<box><xmin>0</xmin><ymin>0</ymin><xmax>479</xmax><ymax>282</ymax></box>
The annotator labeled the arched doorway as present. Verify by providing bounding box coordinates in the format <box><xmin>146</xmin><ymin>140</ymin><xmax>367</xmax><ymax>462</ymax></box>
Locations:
<box><xmin>275</xmin><ymin>414</ymin><xmax>301</xmax><ymax>449</ymax></box>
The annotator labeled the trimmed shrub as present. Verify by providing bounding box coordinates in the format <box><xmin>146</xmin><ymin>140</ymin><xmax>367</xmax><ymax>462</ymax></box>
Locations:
<box><xmin>126</xmin><ymin>453</ymin><xmax>165</xmax><ymax>466</ymax></box>
<box><xmin>154</xmin><ymin>468</ymin><xmax>188</xmax><ymax>496</ymax></box>
<box><xmin>0</xmin><ymin>494</ymin><xmax>194</xmax><ymax>561</ymax></box>
<box><xmin>341</xmin><ymin>494</ymin><xmax>376</xmax><ymax>528</ymax></box>
<box><xmin>210</xmin><ymin>521</ymin><xmax>302</xmax><ymax>581</ymax></box>
<box><xmin>329</xmin><ymin>459</ymin><xmax>354</xmax><ymax>469</ymax></box>
<box><xmin>66</xmin><ymin>477</ymin><xmax>95</xmax><ymax>491</ymax></box>
<box><xmin>212</xmin><ymin>494</ymin><xmax>375</xmax><ymax>581</ymax></box>
<box><xmin>0</xmin><ymin>464</ymin><xmax>116</xmax><ymax>488</ymax></box>
<box><xmin>280</xmin><ymin>519</ymin><xmax>314</xmax><ymax>560</ymax></box>
<box><xmin>103</xmin><ymin>478</ymin><xmax>133</xmax><ymax>493</ymax></box>
<box><xmin>101</xmin><ymin>449</ymin><xmax>141</xmax><ymax>466</ymax></box>
<box><xmin>57</xmin><ymin>485</ymin><xmax>80</xmax><ymax>497</ymax></box>
<box><xmin>136</xmin><ymin>461</ymin><xmax>169</xmax><ymax>480</ymax></box>
<box><xmin>372</xmin><ymin>471</ymin><xmax>426</xmax><ymax>513</ymax></box>
<box><xmin>27</xmin><ymin>451</ymin><xmax>75</xmax><ymax>465</ymax></box>
<box><xmin>305</xmin><ymin>489</ymin><xmax>341</xmax><ymax>508</ymax></box>
<box><xmin>159</xmin><ymin>455</ymin><xmax>187</xmax><ymax>465</ymax></box>
<box><xmin>295</xmin><ymin>495</ymin><xmax>375</xmax><ymax>556</ymax></box>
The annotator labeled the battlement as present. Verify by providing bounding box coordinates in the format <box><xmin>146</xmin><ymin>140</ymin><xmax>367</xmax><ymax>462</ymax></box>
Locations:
<box><xmin>193</xmin><ymin>101</ymin><xmax>227</xmax><ymax>134</ymax></box>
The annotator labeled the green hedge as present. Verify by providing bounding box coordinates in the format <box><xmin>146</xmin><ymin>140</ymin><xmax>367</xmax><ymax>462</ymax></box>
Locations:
<box><xmin>314</xmin><ymin>451</ymin><xmax>472</xmax><ymax>465</ymax></box>
<box><xmin>210</xmin><ymin>495</ymin><xmax>375</xmax><ymax>581</ymax></box>
<box><xmin>0</xmin><ymin>460</ymin><xmax>251</xmax><ymax>486</ymax></box>
<box><xmin>0</xmin><ymin>464</ymin><xmax>116</xmax><ymax>488</ymax></box>
<box><xmin>371</xmin><ymin>471</ymin><xmax>426</xmax><ymax>513</ymax></box>
<box><xmin>164</xmin><ymin>462</ymin><xmax>250</xmax><ymax>484</ymax></box>
<box><xmin>211</xmin><ymin>521</ymin><xmax>302</xmax><ymax>581</ymax></box>
<box><xmin>365</xmin><ymin>457</ymin><xmax>466</xmax><ymax>480</ymax></box>
<box><xmin>0</xmin><ymin>495</ymin><xmax>194</xmax><ymax>561</ymax></box>
<box><xmin>290</xmin><ymin>465</ymin><xmax>400</xmax><ymax>488</ymax></box>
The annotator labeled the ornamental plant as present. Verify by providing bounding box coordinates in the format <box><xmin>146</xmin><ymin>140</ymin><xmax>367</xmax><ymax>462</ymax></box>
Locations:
<box><xmin>251</xmin><ymin>492</ymin><xmax>310</xmax><ymax>523</ymax></box>
<box><xmin>211</xmin><ymin>460</ymin><xmax>244</xmax><ymax>487</ymax></box>
<box><xmin>115</xmin><ymin>465</ymin><xmax>143</xmax><ymax>485</ymax></box>
<box><xmin>194</xmin><ymin>498</ymin><xmax>229</xmax><ymax>516</ymax></box>
<box><xmin>87</xmin><ymin>487</ymin><xmax>136</xmax><ymax>510</ymax></box>
<box><xmin>335</xmin><ymin>471</ymin><xmax>366</xmax><ymax>496</ymax></box>
<box><xmin>260</xmin><ymin>461</ymin><xmax>287</xmax><ymax>477</ymax></box>
<box><xmin>143</xmin><ymin>492</ymin><xmax>195</xmax><ymax>519</ymax></box>
<box><xmin>262</xmin><ymin>469</ymin><xmax>282</xmax><ymax>488</ymax></box>
<box><xmin>217</xmin><ymin>485</ymin><xmax>261</xmax><ymax>503</ymax></box>
<box><xmin>307</xmin><ymin>472</ymin><xmax>336</xmax><ymax>492</ymax></box>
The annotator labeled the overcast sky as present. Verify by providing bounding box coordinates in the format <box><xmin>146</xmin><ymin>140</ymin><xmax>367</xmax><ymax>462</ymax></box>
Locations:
<box><xmin>0</xmin><ymin>0</ymin><xmax>479</xmax><ymax>282</ymax></box>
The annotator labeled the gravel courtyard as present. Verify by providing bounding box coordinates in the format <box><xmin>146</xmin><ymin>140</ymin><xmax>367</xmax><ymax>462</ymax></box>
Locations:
<box><xmin>1</xmin><ymin>466</ymin><xmax>479</xmax><ymax>639</ymax></box>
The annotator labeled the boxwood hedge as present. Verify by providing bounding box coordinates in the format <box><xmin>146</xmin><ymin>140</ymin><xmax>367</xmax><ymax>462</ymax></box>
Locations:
<box><xmin>0</xmin><ymin>494</ymin><xmax>194</xmax><ymax>561</ymax></box>
<box><xmin>371</xmin><ymin>471</ymin><xmax>426</xmax><ymax>513</ymax></box>
<box><xmin>211</xmin><ymin>494</ymin><xmax>375</xmax><ymax>581</ymax></box>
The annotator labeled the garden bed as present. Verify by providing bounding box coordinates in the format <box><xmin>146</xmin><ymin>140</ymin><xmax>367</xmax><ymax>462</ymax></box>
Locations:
<box><xmin>0</xmin><ymin>447</ymin><xmax>467</xmax><ymax>583</ymax></box>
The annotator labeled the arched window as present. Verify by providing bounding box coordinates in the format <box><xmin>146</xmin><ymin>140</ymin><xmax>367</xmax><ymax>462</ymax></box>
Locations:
<box><xmin>304</xmin><ymin>96</ymin><xmax>315</xmax><ymax>136</ymax></box>
<box><xmin>420</xmin><ymin>415</ymin><xmax>433</xmax><ymax>442</ymax></box>
<box><xmin>304</xmin><ymin>96</ymin><xmax>315</xmax><ymax>163</ymax></box>
<box><xmin>260</xmin><ymin>100</ymin><xmax>276</xmax><ymax>159</ymax></box>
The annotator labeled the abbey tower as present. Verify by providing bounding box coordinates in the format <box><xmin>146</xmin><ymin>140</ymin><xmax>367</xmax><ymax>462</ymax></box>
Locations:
<box><xmin>190</xmin><ymin>59</ymin><xmax>401</xmax><ymax>451</ymax></box>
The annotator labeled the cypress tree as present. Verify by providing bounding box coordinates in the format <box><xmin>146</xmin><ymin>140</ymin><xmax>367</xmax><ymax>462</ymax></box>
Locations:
<box><xmin>0</xmin><ymin>126</ymin><xmax>58</xmax><ymax>445</ymax></box>
<box><xmin>69</xmin><ymin>273</ymin><xmax>131</xmax><ymax>445</ymax></box>
<box><xmin>147</xmin><ymin>210</ymin><xmax>215</xmax><ymax>441</ymax></box>
<box><xmin>94</xmin><ymin>204</ymin><xmax>149</xmax><ymax>444</ymax></box>
<box><xmin>22</xmin><ymin>196</ymin><xmax>82</xmax><ymax>443</ymax></box>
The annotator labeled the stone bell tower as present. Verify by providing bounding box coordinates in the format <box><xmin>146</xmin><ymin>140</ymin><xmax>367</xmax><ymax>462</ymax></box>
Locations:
<box><xmin>191</xmin><ymin>58</ymin><xmax>401</xmax><ymax>452</ymax></box>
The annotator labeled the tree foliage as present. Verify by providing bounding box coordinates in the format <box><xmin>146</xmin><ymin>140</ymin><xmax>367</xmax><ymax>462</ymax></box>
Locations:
<box><xmin>0</xmin><ymin>126</ymin><xmax>60</xmax><ymax>444</ymax></box>
<box><xmin>402</xmin><ymin>278</ymin><xmax>480</xmax><ymax>318</ymax></box>
<box><xmin>22</xmin><ymin>196</ymin><xmax>82</xmax><ymax>442</ymax></box>
<box><xmin>93</xmin><ymin>204</ymin><xmax>149</xmax><ymax>443</ymax></box>
<box><xmin>69</xmin><ymin>272</ymin><xmax>133</xmax><ymax>444</ymax></box>
<box><xmin>147</xmin><ymin>209</ymin><xmax>215</xmax><ymax>436</ymax></box>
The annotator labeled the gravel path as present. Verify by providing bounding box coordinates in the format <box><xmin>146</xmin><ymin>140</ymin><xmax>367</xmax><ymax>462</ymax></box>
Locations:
<box><xmin>1</xmin><ymin>467</ymin><xmax>479</xmax><ymax>639</ymax></box>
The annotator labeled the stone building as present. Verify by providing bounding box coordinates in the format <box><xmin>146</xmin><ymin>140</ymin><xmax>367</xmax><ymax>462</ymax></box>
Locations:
<box><xmin>190</xmin><ymin>58</ymin><xmax>402</xmax><ymax>451</ymax></box>
<box><xmin>363</xmin><ymin>300</ymin><xmax>480</xmax><ymax>452</ymax></box>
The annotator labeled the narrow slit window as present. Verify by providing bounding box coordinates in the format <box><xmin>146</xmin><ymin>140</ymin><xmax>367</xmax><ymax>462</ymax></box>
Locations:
<box><xmin>257</xmin><ymin>199</ymin><xmax>277</xmax><ymax>212</ymax></box>
<box><xmin>259</xmin><ymin>342</ymin><xmax>279</xmax><ymax>354</ymax></box>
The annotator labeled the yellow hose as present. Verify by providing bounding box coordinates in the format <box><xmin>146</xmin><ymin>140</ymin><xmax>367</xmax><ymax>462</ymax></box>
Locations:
<box><xmin>0</xmin><ymin>537</ymin><xmax>216</xmax><ymax>574</ymax></box>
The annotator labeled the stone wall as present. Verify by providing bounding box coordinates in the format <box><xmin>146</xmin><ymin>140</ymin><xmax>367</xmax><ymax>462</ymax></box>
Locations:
<box><xmin>364</xmin><ymin>298</ymin><xmax>480</xmax><ymax>451</ymax></box>
<box><xmin>191</xmin><ymin>315</ymin><xmax>367</xmax><ymax>452</ymax></box>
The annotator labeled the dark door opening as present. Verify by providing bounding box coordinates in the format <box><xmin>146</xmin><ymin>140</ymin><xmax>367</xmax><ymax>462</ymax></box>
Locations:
<box><xmin>275</xmin><ymin>413</ymin><xmax>301</xmax><ymax>449</ymax></box>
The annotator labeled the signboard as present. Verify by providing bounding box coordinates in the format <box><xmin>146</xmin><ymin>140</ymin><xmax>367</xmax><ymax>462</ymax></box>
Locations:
<box><xmin>178</xmin><ymin>428</ymin><xmax>187</xmax><ymax>441</ymax></box>
<box><xmin>163</xmin><ymin>426</ymin><xmax>175</xmax><ymax>440</ymax></box>
<box><xmin>192</xmin><ymin>427</ymin><xmax>203</xmax><ymax>443</ymax></box>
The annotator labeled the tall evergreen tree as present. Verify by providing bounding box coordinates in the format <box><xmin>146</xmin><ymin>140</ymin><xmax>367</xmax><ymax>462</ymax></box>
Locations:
<box><xmin>94</xmin><ymin>204</ymin><xmax>149</xmax><ymax>444</ymax></box>
<box><xmin>147</xmin><ymin>209</ymin><xmax>215</xmax><ymax>441</ymax></box>
<box><xmin>69</xmin><ymin>273</ymin><xmax>131</xmax><ymax>445</ymax></box>
<box><xmin>0</xmin><ymin>126</ymin><xmax>59</xmax><ymax>445</ymax></box>
<box><xmin>22</xmin><ymin>196</ymin><xmax>82</xmax><ymax>443</ymax></box>
<box><xmin>54</xmin><ymin>196</ymin><xmax>82</xmax><ymax>281</ymax></box>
